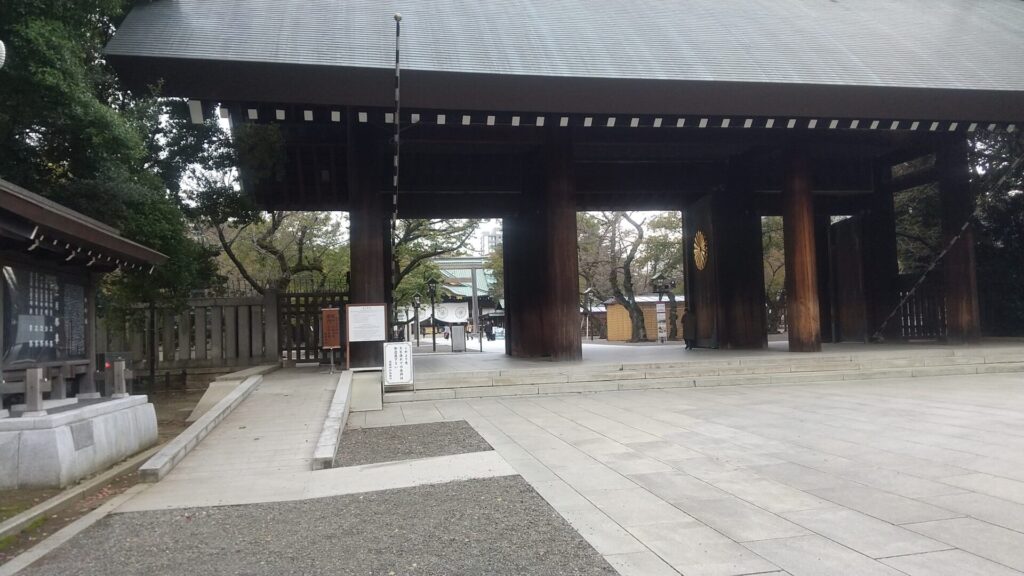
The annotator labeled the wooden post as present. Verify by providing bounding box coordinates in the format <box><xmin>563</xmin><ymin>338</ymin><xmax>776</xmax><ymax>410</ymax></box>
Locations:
<box><xmin>176</xmin><ymin>310</ymin><xmax>191</xmax><ymax>361</ymax></box>
<box><xmin>225</xmin><ymin>305</ymin><xmax>238</xmax><ymax>362</ymax></box>
<box><xmin>715</xmin><ymin>158</ymin><xmax>768</xmax><ymax>349</ymax></box>
<box><xmin>347</xmin><ymin>118</ymin><xmax>387</xmax><ymax>367</ymax></box>
<box><xmin>783</xmin><ymin>145</ymin><xmax>822</xmax><ymax>352</ymax></box>
<box><xmin>542</xmin><ymin>129</ymin><xmax>582</xmax><ymax>361</ymax></box>
<box><xmin>238</xmin><ymin>306</ymin><xmax>252</xmax><ymax>361</ymax></box>
<box><xmin>24</xmin><ymin>368</ymin><xmax>46</xmax><ymax>415</ymax></box>
<box><xmin>78</xmin><ymin>278</ymin><xmax>99</xmax><ymax>397</ymax></box>
<box><xmin>250</xmin><ymin>305</ymin><xmax>264</xmax><ymax>360</ymax></box>
<box><xmin>111</xmin><ymin>360</ymin><xmax>128</xmax><ymax>398</ymax></box>
<box><xmin>161</xmin><ymin>310</ymin><xmax>175</xmax><ymax>365</ymax></box>
<box><xmin>936</xmin><ymin>135</ymin><xmax>981</xmax><ymax>343</ymax></box>
<box><xmin>210</xmin><ymin>305</ymin><xmax>223</xmax><ymax>362</ymax></box>
<box><xmin>503</xmin><ymin>131</ymin><xmax>582</xmax><ymax>360</ymax></box>
<box><xmin>193</xmin><ymin>306</ymin><xmax>207</xmax><ymax>361</ymax></box>
<box><xmin>262</xmin><ymin>289</ymin><xmax>279</xmax><ymax>362</ymax></box>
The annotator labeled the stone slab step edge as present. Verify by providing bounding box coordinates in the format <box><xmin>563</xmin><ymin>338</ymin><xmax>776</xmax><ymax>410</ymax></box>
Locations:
<box><xmin>413</xmin><ymin>353</ymin><xmax>1015</xmax><ymax>388</ymax></box>
<box><xmin>311</xmin><ymin>371</ymin><xmax>353</xmax><ymax>470</ymax></box>
<box><xmin>138</xmin><ymin>375</ymin><xmax>263</xmax><ymax>482</ymax></box>
<box><xmin>213</xmin><ymin>364</ymin><xmax>279</xmax><ymax>382</ymax></box>
<box><xmin>385</xmin><ymin>361</ymin><xmax>1024</xmax><ymax>402</ymax></box>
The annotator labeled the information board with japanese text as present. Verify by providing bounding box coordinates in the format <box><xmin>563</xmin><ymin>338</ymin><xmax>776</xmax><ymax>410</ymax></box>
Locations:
<box><xmin>383</xmin><ymin>341</ymin><xmax>414</xmax><ymax>386</ymax></box>
<box><xmin>347</xmin><ymin>304</ymin><xmax>387</xmax><ymax>342</ymax></box>
<box><xmin>321</xmin><ymin>308</ymin><xmax>341</xmax><ymax>349</ymax></box>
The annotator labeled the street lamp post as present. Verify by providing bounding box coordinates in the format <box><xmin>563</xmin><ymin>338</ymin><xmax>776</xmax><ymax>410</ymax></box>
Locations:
<box><xmin>652</xmin><ymin>272</ymin><xmax>676</xmax><ymax>301</ymax></box>
<box><xmin>412</xmin><ymin>293</ymin><xmax>421</xmax><ymax>347</ymax></box>
<box><xmin>427</xmin><ymin>278</ymin><xmax>439</xmax><ymax>352</ymax></box>
<box><xmin>583</xmin><ymin>287</ymin><xmax>596</xmax><ymax>341</ymax></box>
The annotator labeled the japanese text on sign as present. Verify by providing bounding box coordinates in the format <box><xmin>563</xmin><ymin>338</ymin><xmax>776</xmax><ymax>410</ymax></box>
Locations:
<box><xmin>347</xmin><ymin>305</ymin><xmax>387</xmax><ymax>342</ymax></box>
<box><xmin>322</xmin><ymin>308</ymin><xmax>341</xmax><ymax>349</ymax></box>
<box><xmin>383</xmin><ymin>342</ymin><xmax>414</xmax><ymax>386</ymax></box>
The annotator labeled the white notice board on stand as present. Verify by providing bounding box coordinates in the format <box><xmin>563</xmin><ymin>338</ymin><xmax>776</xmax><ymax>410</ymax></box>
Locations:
<box><xmin>346</xmin><ymin>304</ymin><xmax>387</xmax><ymax>369</ymax></box>
<box><xmin>383</xmin><ymin>342</ymin><xmax>414</xmax><ymax>387</ymax></box>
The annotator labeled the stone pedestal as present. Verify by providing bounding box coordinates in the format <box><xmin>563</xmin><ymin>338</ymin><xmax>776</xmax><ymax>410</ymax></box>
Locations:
<box><xmin>0</xmin><ymin>396</ymin><xmax>158</xmax><ymax>489</ymax></box>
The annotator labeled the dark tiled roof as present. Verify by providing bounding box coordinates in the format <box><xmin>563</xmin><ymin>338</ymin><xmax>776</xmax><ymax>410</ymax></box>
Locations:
<box><xmin>107</xmin><ymin>0</ymin><xmax>1024</xmax><ymax>91</ymax></box>
<box><xmin>105</xmin><ymin>1</ymin><xmax>1024</xmax><ymax>120</ymax></box>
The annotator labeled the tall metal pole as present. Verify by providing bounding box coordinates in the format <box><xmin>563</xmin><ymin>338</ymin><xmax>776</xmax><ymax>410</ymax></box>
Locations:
<box><xmin>390</xmin><ymin>13</ymin><xmax>402</xmax><ymax>341</ymax></box>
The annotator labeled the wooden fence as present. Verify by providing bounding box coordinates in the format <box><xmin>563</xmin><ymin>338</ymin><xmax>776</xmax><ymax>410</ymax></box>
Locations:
<box><xmin>97</xmin><ymin>291</ymin><xmax>279</xmax><ymax>371</ymax></box>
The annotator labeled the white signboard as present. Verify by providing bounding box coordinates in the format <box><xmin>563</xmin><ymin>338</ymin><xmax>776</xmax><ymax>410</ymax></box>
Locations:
<box><xmin>347</xmin><ymin>305</ymin><xmax>387</xmax><ymax>342</ymax></box>
<box><xmin>434</xmin><ymin>302</ymin><xmax>469</xmax><ymax>322</ymax></box>
<box><xmin>383</xmin><ymin>342</ymin><xmax>414</xmax><ymax>386</ymax></box>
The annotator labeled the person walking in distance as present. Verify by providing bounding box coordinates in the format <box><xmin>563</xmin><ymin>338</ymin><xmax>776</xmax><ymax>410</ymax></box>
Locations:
<box><xmin>682</xmin><ymin>307</ymin><xmax>696</xmax><ymax>350</ymax></box>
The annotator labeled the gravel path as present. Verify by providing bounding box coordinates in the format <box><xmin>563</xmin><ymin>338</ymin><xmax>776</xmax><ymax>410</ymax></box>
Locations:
<box><xmin>20</xmin><ymin>476</ymin><xmax>616</xmax><ymax>576</ymax></box>
<box><xmin>337</xmin><ymin>420</ymin><xmax>493</xmax><ymax>466</ymax></box>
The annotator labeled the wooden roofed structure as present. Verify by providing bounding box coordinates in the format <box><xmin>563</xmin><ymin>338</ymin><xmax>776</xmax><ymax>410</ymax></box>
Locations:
<box><xmin>106</xmin><ymin>0</ymin><xmax>1024</xmax><ymax>365</ymax></box>
<box><xmin>1</xmin><ymin>178</ymin><xmax>166</xmax><ymax>403</ymax></box>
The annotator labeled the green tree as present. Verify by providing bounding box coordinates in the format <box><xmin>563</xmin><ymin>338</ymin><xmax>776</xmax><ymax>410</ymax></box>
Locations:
<box><xmin>762</xmin><ymin>216</ymin><xmax>786</xmax><ymax>332</ymax></box>
<box><xmin>972</xmin><ymin>132</ymin><xmax>1024</xmax><ymax>335</ymax></box>
<box><xmin>484</xmin><ymin>243</ymin><xmax>504</xmax><ymax>301</ymax></box>
<box><xmin>0</xmin><ymin>0</ymin><xmax>219</xmax><ymax>309</ymax></box>
<box><xmin>636</xmin><ymin>212</ymin><xmax>683</xmax><ymax>339</ymax></box>
<box><xmin>578</xmin><ymin>212</ymin><xmax>649</xmax><ymax>342</ymax></box>
<box><xmin>391</xmin><ymin>219</ymin><xmax>479</xmax><ymax>309</ymax></box>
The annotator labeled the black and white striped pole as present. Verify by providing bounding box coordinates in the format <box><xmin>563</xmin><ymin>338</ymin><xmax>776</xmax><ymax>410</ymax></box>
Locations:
<box><xmin>0</xmin><ymin>40</ymin><xmax>7</xmax><ymax>69</ymax></box>
<box><xmin>391</xmin><ymin>13</ymin><xmax>402</xmax><ymax>340</ymax></box>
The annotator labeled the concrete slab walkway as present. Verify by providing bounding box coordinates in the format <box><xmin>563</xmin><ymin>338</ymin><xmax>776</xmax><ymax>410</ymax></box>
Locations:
<box><xmin>353</xmin><ymin>372</ymin><xmax>1024</xmax><ymax>576</ymax></box>
<box><xmin>119</xmin><ymin>367</ymin><xmax>516</xmax><ymax>512</ymax></box>
<box><xmin>121</xmin><ymin>367</ymin><xmax>338</xmax><ymax>510</ymax></box>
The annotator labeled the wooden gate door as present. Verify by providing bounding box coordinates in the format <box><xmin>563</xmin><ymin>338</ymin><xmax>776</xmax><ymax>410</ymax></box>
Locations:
<box><xmin>277</xmin><ymin>289</ymin><xmax>348</xmax><ymax>362</ymax></box>
<box><xmin>829</xmin><ymin>216</ymin><xmax>868</xmax><ymax>342</ymax></box>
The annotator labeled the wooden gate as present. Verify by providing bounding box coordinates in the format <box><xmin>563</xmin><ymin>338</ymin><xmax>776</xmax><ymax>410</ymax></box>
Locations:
<box><xmin>277</xmin><ymin>288</ymin><xmax>348</xmax><ymax>362</ymax></box>
<box><xmin>897</xmin><ymin>274</ymin><xmax>946</xmax><ymax>339</ymax></box>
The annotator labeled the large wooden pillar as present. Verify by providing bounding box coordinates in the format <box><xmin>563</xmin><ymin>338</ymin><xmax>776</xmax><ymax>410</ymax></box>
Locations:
<box><xmin>347</xmin><ymin>119</ymin><xmax>389</xmax><ymax>367</ymax></box>
<box><xmin>502</xmin><ymin>213</ymin><xmax>547</xmax><ymax>358</ymax></box>
<box><xmin>782</xmin><ymin>146</ymin><xmax>822</xmax><ymax>352</ymax></box>
<box><xmin>542</xmin><ymin>131</ymin><xmax>582</xmax><ymax>360</ymax></box>
<box><xmin>714</xmin><ymin>159</ymin><xmax>767</xmax><ymax>349</ymax></box>
<box><xmin>504</xmin><ymin>130</ymin><xmax>581</xmax><ymax>360</ymax></box>
<box><xmin>936</xmin><ymin>135</ymin><xmax>981</xmax><ymax>343</ymax></box>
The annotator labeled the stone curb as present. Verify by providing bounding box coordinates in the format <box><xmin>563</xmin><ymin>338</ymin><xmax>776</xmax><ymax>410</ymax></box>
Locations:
<box><xmin>390</xmin><ymin>348</ymin><xmax>1024</xmax><ymax>402</ymax></box>
<box><xmin>213</xmin><ymin>364</ymin><xmax>279</xmax><ymax>382</ymax></box>
<box><xmin>0</xmin><ymin>484</ymin><xmax>148</xmax><ymax>576</ymax></box>
<box><xmin>311</xmin><ymin>371</ymin><xmax>353</xmax><ymax>470</ymax></box>
<box><xmin>0</xmin><ymin>444</ymin><xmax>161</xmax><ymax>542</ymax></box>
<box><xmin>138</xmin><ymin>375</ymin><xmax>263</xmax><ymax>482</ymax></box>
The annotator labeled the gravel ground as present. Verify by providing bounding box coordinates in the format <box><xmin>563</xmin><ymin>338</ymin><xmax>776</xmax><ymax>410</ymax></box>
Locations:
<box><xmin>20</xmin><ymin>476</ymin><xmax>616</xmax><ymax>576</ymax></box>
<box><xmin>337</xmin><ymin>420</ymin><xmax>493</xmax><ymax>466</ymax></box>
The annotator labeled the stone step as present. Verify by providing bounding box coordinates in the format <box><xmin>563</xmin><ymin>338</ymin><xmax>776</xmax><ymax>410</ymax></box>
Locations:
<box><xmin>386</xmin><ymin>353</ymin><xmax>1024</xmax><ymax>402</ymax></box>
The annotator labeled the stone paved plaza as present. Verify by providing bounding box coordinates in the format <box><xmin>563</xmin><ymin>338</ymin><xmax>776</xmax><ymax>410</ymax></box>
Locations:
<box><xmin>349</xmin><ymin>371</ymin><xmax>1024</xmax><ymax>575</ymax></box>
<box><xmin>10</xmin><ymin>366</ymin><xmax>1024</xmax><ymax>575</ymax></box>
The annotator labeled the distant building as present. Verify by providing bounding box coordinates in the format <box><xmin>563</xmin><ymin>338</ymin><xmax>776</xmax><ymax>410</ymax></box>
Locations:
<box><xmin>604</xmin><ymin>295</ymin><xmax>685</xmax><ymax>342</ymax></box>
<box><xmin>479</xmin><ymin>230</ymin><xmax>501</xmax><ymax>256</ymax></box>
